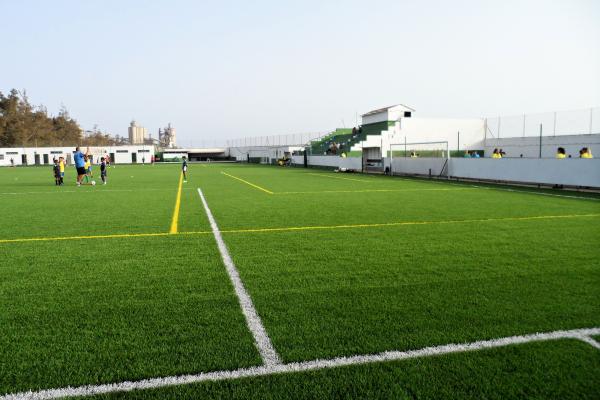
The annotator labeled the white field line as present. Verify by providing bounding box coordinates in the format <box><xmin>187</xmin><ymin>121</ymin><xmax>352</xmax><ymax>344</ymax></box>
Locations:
<box><xmin>576</xmin><ymin>335</ymin><xmax>600</xmax><ymax>350</ymax></box>
<box><xmin>197</xmin><ymin>188</ymin><xmax>281</xmax><ymax>366</ymax></box>
<box><xmin>2</xmin><ymin>327</ymin><xmax>599</xmax><ymax>400</ymax></box>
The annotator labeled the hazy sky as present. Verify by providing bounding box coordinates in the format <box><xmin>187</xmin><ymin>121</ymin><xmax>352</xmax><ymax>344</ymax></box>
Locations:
<box><xmin>1</xmin><ymin>0</ymin><xmax>599</xmax><ymax>146</ymax></box>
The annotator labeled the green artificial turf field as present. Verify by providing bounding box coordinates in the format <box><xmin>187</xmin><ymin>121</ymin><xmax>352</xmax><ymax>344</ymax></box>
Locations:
<box><xmin>0</xmin><ymin>163</ymin><xmax>599</xmax><ymax>399</ymax></box>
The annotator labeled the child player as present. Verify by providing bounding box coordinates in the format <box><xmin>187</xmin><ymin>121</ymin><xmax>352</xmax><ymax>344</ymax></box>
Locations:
<box><xmin>53</xmin><ymin>159</ymin><xmax>61</xmax><ymax>186</ymax></box>
<box><xmin>84</xmin><ymin>156</ymin><xmax>92</xmax><ymax>183</ymax></box>
<box><xmin>100</xmin><ymin>157</ymin><xmax>107</xmax><ymax>184</ymax></box>
<box><xmin>58</xmin><ymin>156</ymin><xmax>65</xmax><ymax>185</ymax></box>
<box><xmin>182</xmin><ymin>156</ymin><xmax>188</xmax><ymax>182</ymax></box>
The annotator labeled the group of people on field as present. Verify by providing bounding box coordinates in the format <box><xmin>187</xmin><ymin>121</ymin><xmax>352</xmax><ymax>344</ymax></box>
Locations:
<box><xmin>49</xmin><ymin>148</ymin><xmax>189</xmax><ymax>186</ymax></box>
<box><xmin>52</xmin><ymin>147</ymin><xmax>109</xmax><ymax>186</ymax></box>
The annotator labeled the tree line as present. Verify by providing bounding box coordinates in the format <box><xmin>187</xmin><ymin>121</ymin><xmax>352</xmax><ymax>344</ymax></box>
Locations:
<box><xmin>0</xmin><ymin>89</ymin><xmax>127</xmax><ymax>147</ymax></box>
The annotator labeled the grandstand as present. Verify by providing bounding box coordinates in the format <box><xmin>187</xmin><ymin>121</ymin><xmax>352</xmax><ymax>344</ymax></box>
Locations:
<box><xmin>308</xmin><ymin>128</ymin><xmax>355</xmax><ymax>155</ymax></box>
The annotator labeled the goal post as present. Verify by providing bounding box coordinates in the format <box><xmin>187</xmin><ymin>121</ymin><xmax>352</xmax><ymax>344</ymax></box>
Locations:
<box><xmin>389</xmin><ymin>141</ymin><xmax>450</xmax><ymax>178</ymax></box>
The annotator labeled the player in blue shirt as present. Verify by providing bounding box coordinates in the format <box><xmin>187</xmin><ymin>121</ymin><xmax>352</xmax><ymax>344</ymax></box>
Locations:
<box><xmin>74</xmin><ymin>147</ymin><xmax>90</xmax><ymax>186</ymax></box>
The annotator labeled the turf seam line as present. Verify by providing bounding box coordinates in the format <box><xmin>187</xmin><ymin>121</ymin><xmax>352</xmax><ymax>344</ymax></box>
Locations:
<box><xmin>576</xmin><ymin>335</ymin><xmax>600</xmax><ymax>350</ymax></box>
<box><xmin>197</xmin><ymin>188</ymin><xmax>282</xmax><ymax>366</ymax></box>
<box><xmin>471</xmin><ymin>185</ymin><xmax>600</xmax><ymax>201</ymax></box>
<box><xmin>169</xmin><ymin>172</ymin><xmax>184</xmax><ymax>234</ymax></box>
<box><xmin>307</xmin><ymin>172</ymin><xmax>371</xmax><ymax>182</ymax></box>
<box><xmin>217</xmin><ymin>213</ymin><xmax>600</xmax><ymax>234</ymax></box>
<box><xmin>220</xmin><ymin>171</ymin><xmax>273</xmax><ymax>194</ymax></box>
<box><xmin>3</xmin><ymin>326</ymin><xmax>598</xmax><ymax>400</ymax></box>
<box><xmin>275</xmin><ymin>188</ymin><xmax>475</xmax><ymax>195</ymax></box>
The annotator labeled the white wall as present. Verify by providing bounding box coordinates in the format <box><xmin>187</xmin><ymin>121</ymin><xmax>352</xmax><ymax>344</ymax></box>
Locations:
<box><xmin>361</xmin><ymin>105</ymin><xmax>413</xmax><ymax>125</ymax></box>
<box><xmin>483</xmin><ymin>134</ymin><xmax>600</xmax><ymax>158</ymax></box>
<box><xmin>390</xmin><ymin>157</ymin><xmax>448</xmax><ymax>176</ymax></box>
<box><xmin>163</xmin><ymin>152</ymin><xmax>187</xmax><ymax>160</ymax></box>
<box><xmin>229</xmin><ymin>146</ymin><xmax>303</xmax><ymax>162</ymax></box>
<box><xmin>353</xmin><ymin>118</ymin><xmax>486</xmax><ymax>156</ymax></box>
<box><xmin>300</xmin><ymin>154</ymin><xmax>600</xmax><ymax>187</ymax></box>
<box><xmin>293</xmin><ymin>155</ymin><xmax>362</xmax><ymax>169</ymax></box>
<box><xmin>449</xmin><ymin>158</ymin><xmax>600</xmax><ymax>187</ymax></box>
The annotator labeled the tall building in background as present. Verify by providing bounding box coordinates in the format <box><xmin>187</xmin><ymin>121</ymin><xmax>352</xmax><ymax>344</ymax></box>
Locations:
<box><xmin>128</xmin><ymin>120</ymin><xmax>147</xmax><ymax>144</ymax></box>
<box><xmin>158</xmin><ymin>123</ymin><xmax>177</xmax><ymax>148</ymax></box>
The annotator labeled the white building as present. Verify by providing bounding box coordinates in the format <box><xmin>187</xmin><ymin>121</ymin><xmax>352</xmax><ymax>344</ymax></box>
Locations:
<box><xmin>128</xmin><ymin>120</ymin><xmax>148</xmax><ymax>145</ymax></box>
<box><xmin>355</xmin><ymin>105</ymin><xmax>485</xmax><ymax>158</ymax></box>
<box><xmin>0</xmin><ymin>145</ymin><xmax>156</xmax><ymax>167</ymax></box>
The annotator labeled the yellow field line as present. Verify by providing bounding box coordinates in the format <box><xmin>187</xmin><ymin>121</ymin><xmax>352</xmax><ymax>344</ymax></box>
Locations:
<box><xmin>1</xmin><ymin>213</ymin><xmax>597</xmax><ymax>244</ymax></box>
<box><xmin>169</xmin><ymin>172</ymin><xmax>184</xmax><ymax>234</ymax></box>
<box><xmin>0</xmin><ymin>188</ymin><xmax>177</xmax><ymax>196</ymax></box>
<box><xmin>218</xmin><ymin>213</ymin><xmax>600</xmax><ymax>234</ymax></box>
<box><xmin>275</xmin><ymin>188</ymin><xmax>474</xmax><ymax>195</ymax></box>
<box><xmin>221</xmin><ymin>171</ymin><xmax>274</xmax><ymax>194</ymax></box>
<box><xmin>0</xmin><ymin>232</ymin><xmax>176</xmax><ymax>244</ymax></box>
<box><xmin>307</xmin><ymin>173</ymin><xmax>371</xmax><ymax>183</ymax></box>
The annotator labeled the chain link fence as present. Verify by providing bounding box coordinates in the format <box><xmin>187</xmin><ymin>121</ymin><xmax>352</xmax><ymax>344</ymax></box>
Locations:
<box><xmin>485</xmin><ymin>107</ymin><xmax>599</xmax><ymax>139</ymax></box>
<box><xmin>226</xmin><ymin>132</ymin><xmax>329</xmax><ymax>148</ymax></box>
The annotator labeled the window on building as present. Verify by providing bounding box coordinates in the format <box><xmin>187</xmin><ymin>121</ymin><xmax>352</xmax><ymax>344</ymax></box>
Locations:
<box><xmin>404</xmin><ymin>111</ymin><xmax>412</xmax><ymax>118</ymax></box>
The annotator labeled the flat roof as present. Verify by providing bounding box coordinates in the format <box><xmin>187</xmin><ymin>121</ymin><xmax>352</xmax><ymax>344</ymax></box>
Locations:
<box><xmin>361</xmin><ymin>104</ymin><xmax>415</xmax><ymax>117</ymax></box>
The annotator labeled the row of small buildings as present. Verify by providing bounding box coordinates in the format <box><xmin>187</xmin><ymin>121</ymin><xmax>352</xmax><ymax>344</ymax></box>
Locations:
<box><xmin>0</xmin><ymin>145</ymin><xmax>156</xmax><ymax>167</ymax></box>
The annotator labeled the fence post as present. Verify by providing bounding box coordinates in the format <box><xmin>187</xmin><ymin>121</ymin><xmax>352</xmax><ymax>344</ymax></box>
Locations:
<box><xmin>484</xmin><ymin>118</ymin><xmax>487</xmax><ymax>141</ymax></box>
<box><xmin>539</xmin><ymin>124</ymin><xmax>543</xmax><ymax>158</ymax></box>
<box><xmin>522</xmin><ymin>114</ymin><xmax>526</xmax><ymax>137</ymax></box>
<box><xmin>497</xmin><ymin>117</ymin><xmax>501</xmax><ymax>139</ymax></box>
<box><xmin>553</xmin><ymin>112</ymin><xmax>557</xmax><ymax>136</ymax></box>
<box><xmin>457</xmin><ymin>131</ymin><xmax>460</xmax><ymax>154</ymax></box>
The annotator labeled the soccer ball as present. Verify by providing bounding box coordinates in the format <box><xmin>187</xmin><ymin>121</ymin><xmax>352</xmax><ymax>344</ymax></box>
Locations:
<box><xmin>91</xmin><ymin>180</ymin><xmax>96</xmax><ymax>186</ymax></box>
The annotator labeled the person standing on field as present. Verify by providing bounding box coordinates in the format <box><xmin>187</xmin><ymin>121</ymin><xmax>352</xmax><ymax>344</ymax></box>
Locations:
<box><xmin>74</xmin><ymin>146</ymin><xmax>89</xmax><ymax>186</ymax></box>
<box><xmin>100</xmin><ymin>157</ymin><xmax>108</xmax><ymax>184</ymax></box>
<box><xmin>58</xmin><ymin>156</ymin><xmax>65</xmax><ymax>185</ymax></box>
<box><xmin>182</xmin><ymin>156</ymin><xmax>188</xmax><ymax>182</ymax></box>
<box><xmin>53</xmin><ymin>159</ymin><xmax>61</xmax><ymax>186</ymax></box>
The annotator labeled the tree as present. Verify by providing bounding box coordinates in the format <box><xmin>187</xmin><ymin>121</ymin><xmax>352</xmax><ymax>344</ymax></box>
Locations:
<box><xmin>0</xmin><ymin>89</ymin><xmax>122</xmax><ymax>147</ymax></box>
